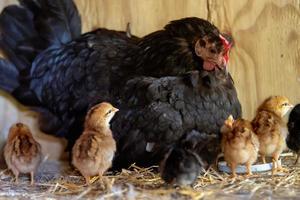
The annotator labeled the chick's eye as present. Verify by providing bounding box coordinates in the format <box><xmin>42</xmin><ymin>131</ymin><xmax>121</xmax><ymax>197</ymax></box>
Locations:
<box><xmin>282</xmin><ymin>103</ymin><xmax>288</xmax><ymax>106</ymax></box>
<box><xmin>107</xmin><ymin>110</ymin><xmax>112</xmax><ymax>114</ymax></box>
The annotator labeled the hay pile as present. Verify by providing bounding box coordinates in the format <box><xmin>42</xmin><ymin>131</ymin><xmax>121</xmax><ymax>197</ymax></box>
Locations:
<box><xmin>0</xmin><ymin>153</ymin><xmax>300</xmax><ymax>200</ymax></box>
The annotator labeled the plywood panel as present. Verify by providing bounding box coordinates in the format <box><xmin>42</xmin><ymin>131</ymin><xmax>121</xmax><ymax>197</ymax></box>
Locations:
<box><xmin>207</xmin><ymin>0</ymin><xmax>300</xmax><ymax>118</ymax></box>
<box><xmin>0</xmin><ymin>0</ymin><xmax>299</xmax><ymax>160</ymax></box>
<box><xmin>75</xmin><ymin>0</ymin><xmax>208</xmax><ymax>34</ymax></box>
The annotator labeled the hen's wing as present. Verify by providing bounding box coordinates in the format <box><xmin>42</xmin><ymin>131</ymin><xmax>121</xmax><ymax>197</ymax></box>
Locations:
<box><xmin>28</xmin><ymin>29</ymin><xmax>137</xmax><ymax>142</ymax></box>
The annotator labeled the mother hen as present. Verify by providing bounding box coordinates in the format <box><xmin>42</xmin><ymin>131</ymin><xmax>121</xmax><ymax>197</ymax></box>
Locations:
<box><xmin>0</xmin><ymin>0</ymin><xmax>241</xmax><ymax>184</ymax></box>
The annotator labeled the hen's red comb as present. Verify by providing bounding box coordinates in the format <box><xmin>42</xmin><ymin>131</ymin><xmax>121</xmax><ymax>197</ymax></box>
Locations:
<box><xmin>219</xmin><ymin>34</ymin><xmax>231</xmax><ymax>51</ymax></box>
<box><xmin>219</xmin><ymin>34</ymin><xmax>231</xmax><ymax>65</ymax></box>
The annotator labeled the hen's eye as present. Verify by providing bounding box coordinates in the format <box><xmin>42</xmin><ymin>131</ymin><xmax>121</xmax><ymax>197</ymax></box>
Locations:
<box><xmin>199</xmin><ymin>39</ymin><xmax>206</xmax><ymax>47</ymax></box>
<box><xmin>210</xmin><ymin>49</ymin><xmax>216</xmax><ymax>54</ymax></box>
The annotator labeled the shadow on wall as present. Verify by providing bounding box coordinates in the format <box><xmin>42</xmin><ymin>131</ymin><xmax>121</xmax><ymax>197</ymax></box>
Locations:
<box><xmin>0</xmin><ymin>91</ymin><xmax>67</xmax><ymax>167</ymax></box>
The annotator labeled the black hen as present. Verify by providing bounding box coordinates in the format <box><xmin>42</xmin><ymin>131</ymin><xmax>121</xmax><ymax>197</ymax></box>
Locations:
<box><xmin>112</xmin><ymin>70</ymin><xmax>241</xmax><ymax>183</ymax></box>
<box><xmin>287</xmin><ymin>104</ymin><xmax>300</xmax><ymax>164</ymax></box>
<box><xmin>0</xmin><ymin>0</ymin><xmax>241</xmax><ymax>184</ymax></box>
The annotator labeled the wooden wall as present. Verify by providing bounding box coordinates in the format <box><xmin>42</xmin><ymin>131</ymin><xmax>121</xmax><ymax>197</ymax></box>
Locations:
<box><xmin>0</xmin><ymin>0</ymin><xmax>299</xmax><ymax>160</ymax></box>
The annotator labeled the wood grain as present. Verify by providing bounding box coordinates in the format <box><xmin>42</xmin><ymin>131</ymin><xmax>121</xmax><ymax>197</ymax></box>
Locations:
<box><xmin>0</xmin><ymin>0</ymin><xmax>299</xmax><ymax>160</ymax></box>
<box><xmin>75</xmin><ymin>0</ymin><xmax>208</xmax><ymax>35</ymax></box>
<box><xmin>208</xmin><ymin>0</ymin><xmax>300</xmax><ymax>118</ymax></box>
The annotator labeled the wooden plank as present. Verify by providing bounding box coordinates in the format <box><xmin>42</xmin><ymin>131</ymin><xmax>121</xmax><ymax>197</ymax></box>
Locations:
<box><xmin>75</xmin><ymin>0</ymin><xmax>208</xmax><ymax>35</ymax></box>
<box><xmin>208</xmin><ymin>0</ymin><xmax>300</xmax><ymax>118</ymax></box>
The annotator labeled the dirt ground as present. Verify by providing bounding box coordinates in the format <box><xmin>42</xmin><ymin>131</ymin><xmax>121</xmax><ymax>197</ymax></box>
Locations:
<box><xmin>0</xmin><ymin>154</ymin><xmax>300</xmax><ymax>200</ymax></box>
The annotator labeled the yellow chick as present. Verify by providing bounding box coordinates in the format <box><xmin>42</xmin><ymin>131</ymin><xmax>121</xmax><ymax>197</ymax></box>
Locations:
<box><xmin>4</xmin><ymin>123</ymin><xmax>42</xmax><ymax>185</ymax></box>
<box><xmin>252</xmin><ymin>96</ymin><xmax>293</xmax><ymax>174</ymax></box>
<box><xmin>72</xmin><ymin>102</ymin><xmax>118</xmax><ymax>184</ymax></box>
<box><xmin>221</xmin><ymin>115</ymin><xmax>259</xmax><ymax>178</ymax></box>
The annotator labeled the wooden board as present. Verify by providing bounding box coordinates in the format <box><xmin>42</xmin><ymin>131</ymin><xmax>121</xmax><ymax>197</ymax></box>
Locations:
<box><xmin>0</xmin><ymin>0</ymin><xmax>299</xmax><ymax>160</ymax></box>
<box><xmin>208</xmin><ymin>0</ymin><xmax>300</xmax><ymax>117</ymax></box>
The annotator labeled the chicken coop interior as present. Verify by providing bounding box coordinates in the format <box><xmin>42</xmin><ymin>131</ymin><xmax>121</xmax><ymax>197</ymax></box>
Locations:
<box><xmin>0</xmin><ymin>0</ymin><xmax>300</xmax><ymax>199</ymax></box>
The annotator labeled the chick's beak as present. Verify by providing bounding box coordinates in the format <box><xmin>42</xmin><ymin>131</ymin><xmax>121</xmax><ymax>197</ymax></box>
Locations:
<box><xmin>114</xmin><ymin>108</ymin><xmax>119</xmax><ymax>112</ymax></box>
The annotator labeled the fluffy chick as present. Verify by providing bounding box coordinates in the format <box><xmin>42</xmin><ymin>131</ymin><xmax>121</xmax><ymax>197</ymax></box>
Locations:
<box><xmin>4</xmin><ymin>123</ymin><xmax>42</xmax><ymax>185</ymax></box>
<box><xmin>160</xmin><ymin>130</ymin><xmax>215</xmax><ymax>186</ymax></box>
<box><xmin>286</xmin><ymin>104</ymin><xmax>300</xmax><ymax>164</ymax></box>
<box><xmin>72</xmin><ymin>102</ymin><xmax>118</xmax><ymax>184</ymax></box>
<box><xmin>221</xmin><ymin>115</ymin><xmax>259</xmax><ymax>178</ymax></box>
<box><xmin>252</xmin><ymin>96</ymin><xmax>293</xmax><ymax>174</ymax></box>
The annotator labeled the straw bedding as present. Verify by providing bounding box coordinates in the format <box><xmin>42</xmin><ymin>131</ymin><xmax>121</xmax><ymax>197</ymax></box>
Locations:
<box><xmin>0</xmin><ymin>153</ymin><xmax>299</xmax><ymax>200</ymax></box>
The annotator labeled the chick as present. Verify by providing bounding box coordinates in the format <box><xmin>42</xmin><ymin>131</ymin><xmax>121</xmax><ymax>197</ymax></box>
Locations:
<box><xmin>4</xmin><ymin>123</ymin><xmax>42</xmax><ymax>185</ymax></box>
<box><xmin>72</xmin><ymin>102</ymin><xmax>118</xmax><ymax>184</ymax></box>
<box><xmin>286</xmin><ymin>104</ymin><xmax>300</xmax><ymax>164</ymax></box>
<box><xmin>160</xmin><ymin>130</ymin><xmax>215</xmax><ymax>186</ymax></box>
<box><xmin>252</xmin><ymin>96</ymin><xmax>293</xmax><ymax>174</ymax></box>
<box><xmin>221</xmin><ymin>115</ymin><xmax>259</xmax><ymax>178</ymax></box>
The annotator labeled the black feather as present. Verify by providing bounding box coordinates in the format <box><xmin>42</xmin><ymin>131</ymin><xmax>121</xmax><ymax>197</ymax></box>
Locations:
<box><xmin>0</xmin><ymin>59</ymin><xmax>19</xmax><ymax>92</ymax></box>
<box><xmin>19</xmin><ymin>0</ymin><xmax>81</xmax><ymax>45</ymax></box>
<box><xmin>287</xmin><ymin>104</ymin><xmax>300</xmax><ymax>154</ymax></box>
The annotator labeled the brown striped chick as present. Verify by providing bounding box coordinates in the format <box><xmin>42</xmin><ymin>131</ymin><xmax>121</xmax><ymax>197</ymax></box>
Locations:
<box><xmin>252</xmin><ymin>96</ymin><xmax>293</xmax><ymax>174</ymax></box>
<box><xmin>72</xmin><ymin>102</ymin><xmax>118</xmax><ymax>185</ymax></box>
<box><xmin>4</xmin><ymin>123</ymin><xmax>42</xmax><ymax>185</ymax></box>
<box><xmin>221</xmin><ymin>115</ymin><xmax>259</xmax><ymax>178</ymax></box>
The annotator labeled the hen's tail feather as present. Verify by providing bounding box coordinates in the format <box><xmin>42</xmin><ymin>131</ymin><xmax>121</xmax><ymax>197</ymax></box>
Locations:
<box><xmin>19</xmin><ymin>0</ymin><xmax>82</xmax><ymax>46</ymax></box>
<box><xmin>0</xmin><ymin>59</ymin><xmax>41</xmax><ymax>106</ymax></box>
<box><xmin>0</xmin><ymin>0</ymin><xmax>81</xmax><ymax>106</ymax></box>
<box><xmin>0</xmin><ymin>59</ymin><xmax>19</xmax><ymax>93</ymax></box>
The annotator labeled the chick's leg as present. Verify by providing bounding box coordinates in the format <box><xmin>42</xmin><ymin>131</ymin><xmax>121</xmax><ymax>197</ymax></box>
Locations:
<box><xmin>272</xmin><ymin>152</ymin><xmax>288</xmax><ymax>174</ymax></box>
<box><xmin>295</xmin><ymin>153</ymin><xmax>300</xmax><ymax>165</ymax></box>
<box><xmin>98</xmin><ymin>172</ymin><xmax>103</xmax><ymax>180</ymax></box>
<box><xmin>84</xmin><ymin>176</ymin><xmax>90</xmax><ymax>185</ymax></box>
<box><xmin>98</xmin><ymin>172</ymin><xmax>103</xmax><ymax>185</ymax></box>
<box><xmin>229</xmin><ymin>162</ymin><xmax>237</xmax><ymax>179</ymax></box>
<box><xmin>11</xmin><ymin>168</ymin><xmax>19</xmax><ymax>184</ymax></box>
<box><xmin>99</xmin><ymin>172</ymin><xmax>111</xmax><ymax>190</ymax></box>
<box><xmin>245</xmin><ymin>162</ymin><xmax>253</xmax><ymax>178</ymax></box>
<box><xmin>30</xmin><ymin>171</ymin><xmax>35</xmax><ymax>185</ymax></box>
<box><xmin>14</xmin><ymin>172</ymin><xmax>19</xmax><ymax>184</ymax></box>
<box><xmin>276</xmin><ymin>154</ymin><xmax>288</xmax><ymax>173</ymax></box>
<box><xmin>271</xmin><ymin>156</ymin><xmax>278</xmax><ymax>175</ymax></box>
<box><xmin>261</xmin><ymin>155</ymin><xmax>266</xmax><ymax>164</ymax></box>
